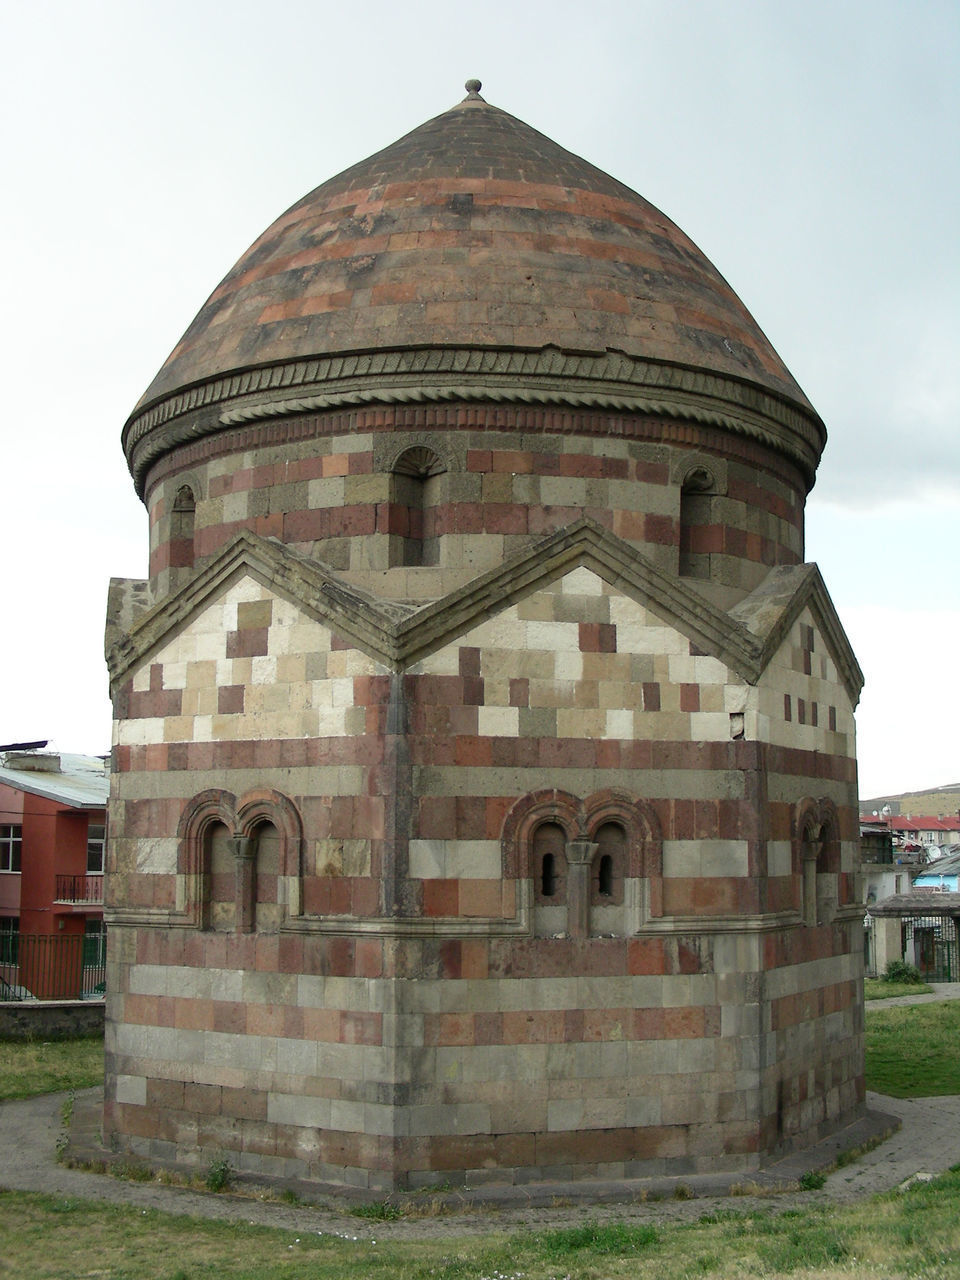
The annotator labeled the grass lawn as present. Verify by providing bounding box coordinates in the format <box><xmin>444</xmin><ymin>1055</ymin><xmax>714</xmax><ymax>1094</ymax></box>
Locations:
<box><xmin>0</xmin><ymin>1035</ymin><xmax>104</xmax><ymax>1101</ymax></box>
<box><xmin>864</xmin><ymin>978</ymin><xmax>934</xmax><ymax>1000</ymax></box>
<box><xmin>865</xmin><ymin>1000</ymin><xmax>960</xmax><ymax>1096</ymax></box>
<box><xmin>3</xmin><ymin>1170</ymin><xmax>960</xmax><ymax>1279</ymax></box>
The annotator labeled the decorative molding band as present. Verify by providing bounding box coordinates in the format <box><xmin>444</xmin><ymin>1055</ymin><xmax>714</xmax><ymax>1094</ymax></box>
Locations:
<box><xmin>104</xmin><ymin>908</ymin><xmax>804</xmax><ymax>936</ymax></box>
<box><xmin>123</xmin><ymin>345</ymin><xmax>826</xmax><ymax>496</ymax></box>
<box><xmin>140</xmin><ymin>403</ymin><xmax>810</xmax><ymax>501</ymax></box>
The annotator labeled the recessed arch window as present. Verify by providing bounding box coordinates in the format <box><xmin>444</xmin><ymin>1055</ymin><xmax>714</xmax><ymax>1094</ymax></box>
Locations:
<box><xmin>205</xmin><ymin>820</ymin><xmax>235</xmax><ymax>933</ymax></box>
<box><xmin>388</xmin><ymin>446</ymin><xmax>446</xmax><ymax>567</ymax></box>
<box><xmin>679</xmin><ymin>466</ymin><xmax>717</xmax><ymax>580</ymax></box>
<box><xmin>794</xmin><ymin>798</ymin><xmax>842</xmax><ymax>927</ymax></box>
<box><xmin>253</xmin><ymin>820</ymin><xmax>282</xmax><ymax>933</ymax></box>
<box><xmin>533</xmin><ymin>822</ymin><xmax>567</xmax><ymax>903</ymax></box>
<box><xmin>591</xmin><ymin>822</ymin><xmax>626</xmax><ymax>902</ymax></box>
<box><xmin>170</xmin><ymin>485</ymin><xmax>196</xmax><ymax>570</ymax></box>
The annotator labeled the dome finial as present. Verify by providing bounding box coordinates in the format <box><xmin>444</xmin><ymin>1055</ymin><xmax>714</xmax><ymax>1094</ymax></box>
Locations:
<box><xmin>463</xmin><ymin>78</ymin><xmax>483</xmax><ymax>100</ymax></box>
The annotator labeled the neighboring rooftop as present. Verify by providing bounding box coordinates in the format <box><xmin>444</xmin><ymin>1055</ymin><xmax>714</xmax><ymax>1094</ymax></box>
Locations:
<box><xmin>0</xmin><ymin>750</ymin><xmax>109</xmax><ymax>809</ymax></box>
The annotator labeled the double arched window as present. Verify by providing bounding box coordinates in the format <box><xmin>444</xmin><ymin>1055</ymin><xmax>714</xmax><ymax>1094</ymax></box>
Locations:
<box><xmin>503</xmin><ymin>789</ymin><xmax>662</xmax><ymax>937</ymax></box>
<box><xmin>793</xmin><ymin>797</ymin><xmax>844</xmax><ymax>926</ymax></box>
<box><xmin>177</xmin><ymin>789</ymin><xmax>303</xmax><ymax>932</ymax></box>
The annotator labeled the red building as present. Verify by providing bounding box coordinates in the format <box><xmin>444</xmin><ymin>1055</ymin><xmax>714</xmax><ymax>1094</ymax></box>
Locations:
<box><xmin>0</xmin><ymin>746</ymin><xmax>108</xmax><ymax>998</ymax></box>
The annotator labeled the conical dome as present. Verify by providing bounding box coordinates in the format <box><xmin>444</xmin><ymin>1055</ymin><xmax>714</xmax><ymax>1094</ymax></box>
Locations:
<box><xmin>123</xmin><ymin>83</ymin><xmax>824</xmax><ymax>494</ymax></box>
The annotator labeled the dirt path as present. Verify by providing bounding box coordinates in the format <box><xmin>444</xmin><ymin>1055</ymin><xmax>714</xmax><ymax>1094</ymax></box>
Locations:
<box><xmin>0</xmin><ymin>1085</ymin><xmax>954</xmax><ymax>1240</ymax></box>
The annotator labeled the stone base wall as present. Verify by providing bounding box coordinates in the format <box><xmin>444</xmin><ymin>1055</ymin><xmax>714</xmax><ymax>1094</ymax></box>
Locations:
<box><xmin>0</xmin><ymin>999</ymin><xmax>104</xmax><ymax>1041</ymax></box>
<box><xmin>104</xmin><ymin>919</ymin><xmax>862</xmax><ymax>1189</ymax></box>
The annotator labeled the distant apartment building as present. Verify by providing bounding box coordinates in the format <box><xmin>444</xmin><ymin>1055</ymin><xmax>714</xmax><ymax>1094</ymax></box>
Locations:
<box><xmin>0</xmin><ymin>746</ymin><xmax>109</xmax><ymax>997</ymax></box>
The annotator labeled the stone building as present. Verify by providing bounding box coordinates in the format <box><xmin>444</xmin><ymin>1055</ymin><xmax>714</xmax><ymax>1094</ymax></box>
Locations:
<box><xmin>104</xmin><ymin>81</ymin><xmax>864</xmax><ymax>1189</ymax></box>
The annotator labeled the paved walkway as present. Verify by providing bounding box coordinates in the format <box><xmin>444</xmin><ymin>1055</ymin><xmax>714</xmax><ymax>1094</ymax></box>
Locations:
<box><xmin>1</xmin><ymin>986</ymin><xmax>958</xmax><ymax>1236</ymax></box>
<box><xmin>866</xmin><ymin>980</ymin><xmax>960</xmax><ymax>1009</ymax></box>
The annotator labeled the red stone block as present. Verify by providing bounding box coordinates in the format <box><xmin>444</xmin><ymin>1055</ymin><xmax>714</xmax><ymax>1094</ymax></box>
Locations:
<box><xmin>459</xmin><ymin>879</ymin><xmax>502</xmax><ymax>918</ymax></box>
<box><xmin>680</xmin><ymin>683</ymin><xmax>700</xmax><ymax>712</ymax></box>
<box><xmin>327</xmin><ymin>936</ymin><xmax>356</xmax><ymax>976</ymax></box>
<box><xmin>438</xmin><ymin>939</ymin><xmax>461</xmax><ymax>979</ymax></box>
<box><xmin>277</xmin><ymin>934</ymin><xmax>304</xmax><ymax>975</ymax></box>
<box><xmin>641</xmin><ymin>682</ymin><xmax>660</xmax><ymax>711</ymax></box>
<box><xmin>174</xmin><ymin>997</ymin><xmax>214</xmax><ymax>1032</ymax></box>
<box><xmin>303</xmin><ymin>1006</ymin><xmax>339</xmax><ymax>1040</ymax></box>
<box><xmin>454</xmin><ymin>736</ymin><xmax>493</xmax><ymax>767</ymax></box>
<box><xmin>246</xmin><ymin>1004</ymin><xmax>283</xmax><ymax>1037</ymax></box>
<box><xmin>676</xmin><ymin>940</ymin><xmax>703</xmax><ymax>974</ymax></box>
<box><xmin>503</xmin><ymin>1009</ymin><xmax>565</xmax><ymax>1044</ymax></box>
<box><xmin>184</xmin><ymin>1082</ymin><xmax>222</xmax><ymax>1116</ymax></box>
<box><xmin>351</xmin><ymin>877</ymin><xmax>380</xmax><ymax>916</ymax></box>
<box><xmin>355</xmin><ymin>938</ymin><xmax>383</xmax><ymax>978</ymax></box>
<box><xmin>423</xmin><ymin>878</ymin><xmax>459</xmax><ymax>917</ymax></box>
<box><xmin>578</xmin><ymin>622</ymin><xmax>617</xmax><ymax>653</ymax></box>
<box><xmin>595</xmin><ymin>740</ymin><xmax>623</xmax><ymax>769</ymax></box>
<box><xmin>458</xmin><ymin>647</ymin><xmax>482</xmax><ymax>677</ymax></box>
<box><xmin>283</xmin><ymin>1006</ymin><xmax>304</xmax><ymax>1039</ymax></box>
<box><xmin>662</xmin><ymin>1006</ymin><xmax>704</xmax><ymax>1038</ymax></box>
<box><xmin>428</xmin><ymin>1013</ymin><xmax>475</xmax><ymax>1046</ymax></box>
<box><xmin>339</xmin><ymin>1011</ymin><xmax>382</xmax><ymax>1046</ymax></box>
<box><xmin>226</xmin><ymin>628</ymin><xmax>269</xmax><ymax>658</ymax></box>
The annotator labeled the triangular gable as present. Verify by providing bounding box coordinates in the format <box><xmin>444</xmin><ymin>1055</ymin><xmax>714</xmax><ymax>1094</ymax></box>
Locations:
<box><xmin>729</xmin><ymin>563</ymin><xmax>863</xmax><ymax>706</ymax></box>
<box><xmin>105</xmin><ymin>531</ymin><xmax>413</xmax><ymax>685</ymax></box>
<box><xmin>106</xmin><ymin>521</ymin><xmax>859</xmax><ymax>701</ymax></box>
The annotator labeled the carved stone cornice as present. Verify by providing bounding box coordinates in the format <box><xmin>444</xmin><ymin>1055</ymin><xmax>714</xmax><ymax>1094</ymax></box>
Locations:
<box><xmin>122</xmin><ymin>345</ymin><xmax>826</xmax><ymax>497</ymax></box>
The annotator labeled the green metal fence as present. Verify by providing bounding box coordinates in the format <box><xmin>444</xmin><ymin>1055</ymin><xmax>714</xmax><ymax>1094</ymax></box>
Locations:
<box><xmin>0</xmin><ymin>932</ymin><xmax>105</xmax><ymax>1001</ymax></box>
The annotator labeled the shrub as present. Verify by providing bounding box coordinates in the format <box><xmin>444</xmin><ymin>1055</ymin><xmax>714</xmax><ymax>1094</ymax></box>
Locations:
<box><xmin>884</xmin><ymin>959</ymin><xmax>923</xmax><ymax>985</ymax></box>
<box><xmin>351</xmin><ymin>1200</ymin><xmax>403</xmax><ymax>1221</ymax></box>
<box><xmin>204</xmin><ymin>1157</ymin><xmax>232</xmax><ymax>1192</ymax></box>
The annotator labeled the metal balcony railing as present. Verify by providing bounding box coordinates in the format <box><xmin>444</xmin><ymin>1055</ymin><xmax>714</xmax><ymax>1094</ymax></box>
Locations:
<box><xmin>54</xmin><ymin>874</ymin><xmax>104</xmax><ymax>904</ymax></box>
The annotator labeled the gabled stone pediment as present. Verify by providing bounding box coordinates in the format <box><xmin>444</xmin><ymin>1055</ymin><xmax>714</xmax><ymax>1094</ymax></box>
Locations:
<box><xmin>105</xmin><ymin>520</ymin><xmax>859</xmax><ymax>701</ymax></box>
<box><xmin>729</xmin><ymin>562</ymin><xmax>863</xmax><ymax>706</ymax></box>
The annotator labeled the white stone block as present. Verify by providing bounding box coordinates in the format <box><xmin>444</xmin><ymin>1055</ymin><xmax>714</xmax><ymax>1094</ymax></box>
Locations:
<box><xmin>161</xmin><ymin>662</ymin><xmax>187</xmax><ymax>690</ymax></box>
<box><xmin>562</xmin><ymin>567</ymin><xmax>605</xmax><ymax>595</ymax></box>
<box><xmin>131</xmin><ymin>666</ymin><xmax>152</xmax><ymax>693</ymax></box>
<box><xmin>114</xmin><ymin>1074</ymin><xmax>147</xmax><ymax>1106</ymax></box>
<box><xmin>135</xmin><ymin>838</ymin><xmax>177</xmax><ymax>874</ymax></box>
<box><xmin>117</xmin><ymin>718</ymin><xmax>164</xmax><ymax>747</ymax></box>
<box><xmin>477</xmin><ymin>705</ymin><xmax>519</xmax><ymax>737</ymax></box>
<box><xmin>547</xmin><ymin>1099</ymin><xmax>584</xmax><ymax>1131</ymax></box>
<box><xmin>605</xmin><ymin>709</ymin><xmax>634</xmax><ymax>739</ymax></box>
<box><xmin>268</xmin><ymin>1092</ymin><xmax>331</xmax><ymax>1128</ymax></box>
<box><xmin>526</xmin><ymin>620</ymin><xmax>579</xmax><ymax>651</ymax></box>
<box><xmin>251</xmin><ymin>656</ymin><xmax>278</xmax><ymax>685</ymax></box>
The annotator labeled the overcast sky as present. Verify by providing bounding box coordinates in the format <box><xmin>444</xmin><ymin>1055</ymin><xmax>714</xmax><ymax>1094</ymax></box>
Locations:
<box><xmin>1</xmin><ymin>0</ymin><xmax>956</xmax><ymax>801</ymax></box>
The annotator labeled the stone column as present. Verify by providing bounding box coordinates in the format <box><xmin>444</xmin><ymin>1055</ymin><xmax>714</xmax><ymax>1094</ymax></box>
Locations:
<box><xmin>232</xmin><ymin>837</ymin><xmax>257</xmax><ymax>934</ymax></box>
<box><xmin>565</xmin><ymin>841</ymin><xmax>598</xmax><ymax>939</ymax></box>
